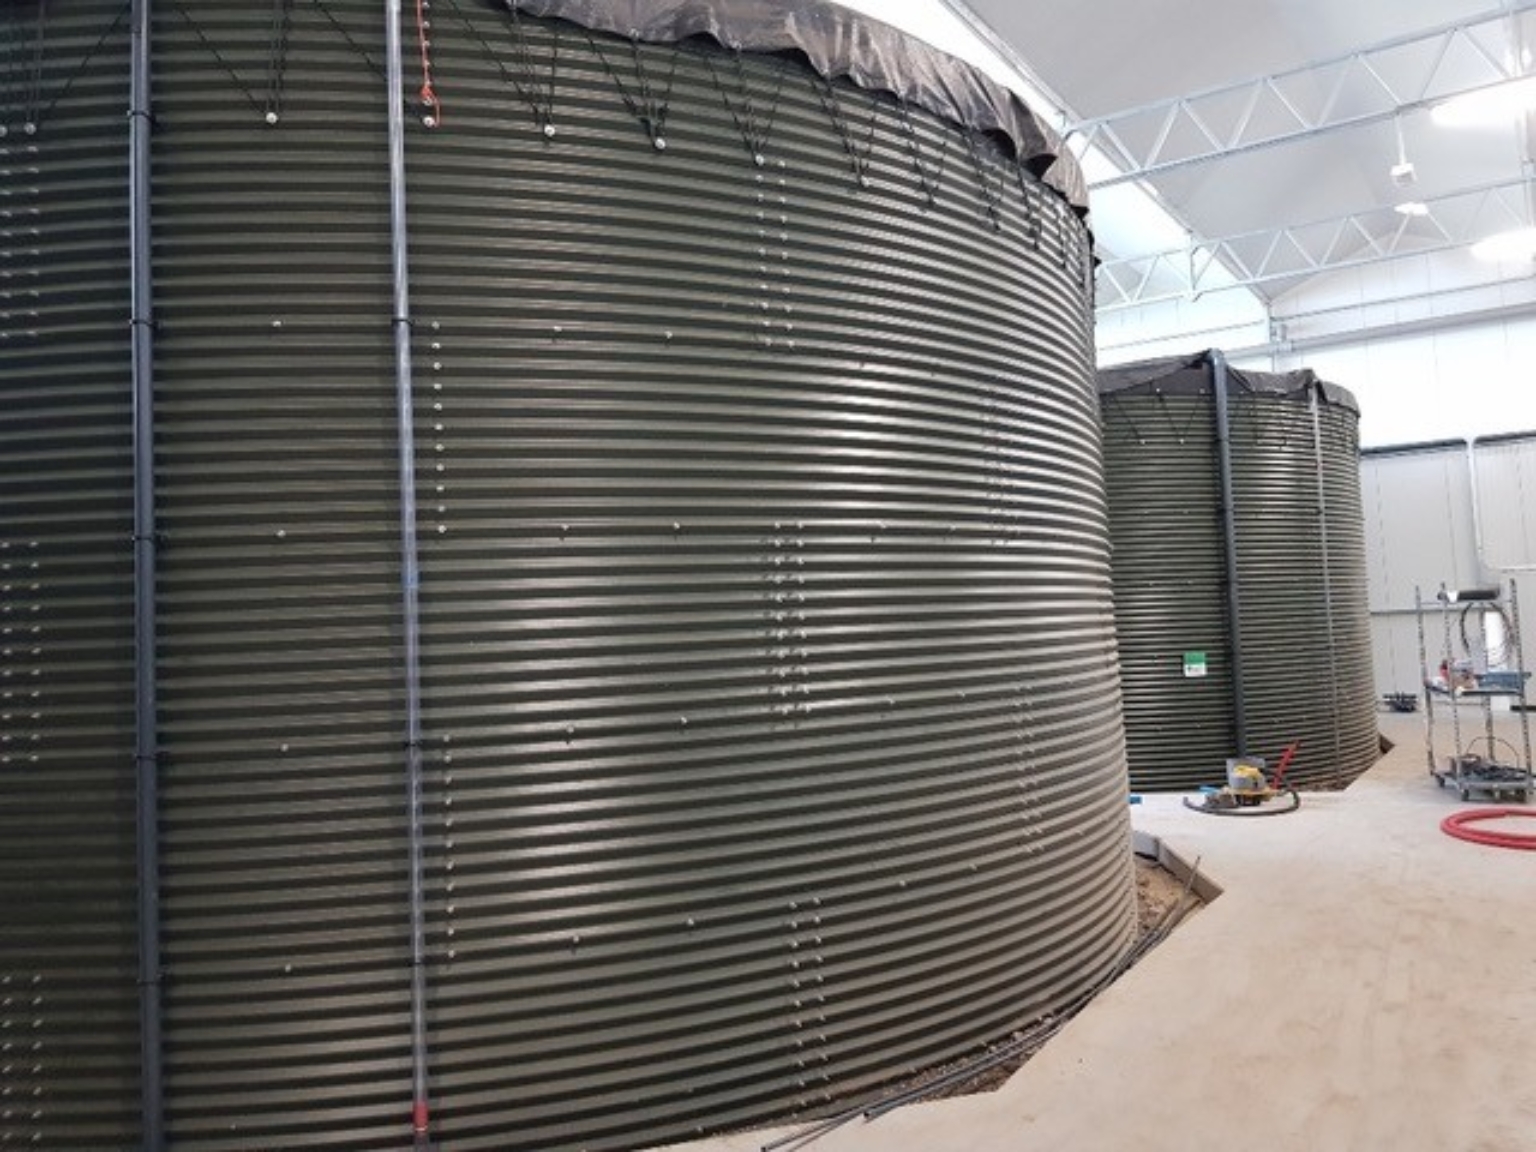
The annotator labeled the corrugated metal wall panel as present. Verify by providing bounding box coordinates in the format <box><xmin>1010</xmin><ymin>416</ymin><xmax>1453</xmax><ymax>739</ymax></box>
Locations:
<box><xmin>150</xmin><ymin>3</ymin><xmax>411</xmax><ymax>1147</ymax></box>
<box><xmin>1231</xmin><ymin>392</ymin><xmax>1375</xmax><ymax>789</ymax></box>
<box><xmin>0</xmin><ymin>4</ymin><xmax>141</xmax><ymax>1146</ymax></box>
<box><xmin>1100</xmin><ymin>392</ymin><xmax>1237</xmax><ymax>790</ymax></box>
<box><xmin>1472</xmin><ymin>434</ymin><xmax>1536</xmax><ymax>571</ymax></box>
<box><xmin>1361</xmin><ymin>443</ymin><xmax>1480</xmax><ymax>695</ymax></box>
<box><xmin>406</xmin><ymin>14</ymin><xmax>1132</xmax><ymax>1149</ymax></box>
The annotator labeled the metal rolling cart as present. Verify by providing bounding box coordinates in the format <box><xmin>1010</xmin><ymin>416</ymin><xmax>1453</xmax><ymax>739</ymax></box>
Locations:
<box><xmin>1417</xmin><ymin>580</ymin><xmax>1534</xmax><ymax>802</ymax></box>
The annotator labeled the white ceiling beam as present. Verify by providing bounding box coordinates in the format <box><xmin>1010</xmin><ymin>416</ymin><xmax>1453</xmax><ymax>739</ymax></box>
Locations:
<box><xmin>1096</xmin><ymin>174</ymin><xmax>1534</xmax><ymax>308</ymax></box>
<box><xmin>1069</xmin><ymin>3</ymin><xmax>1536</xmax><ymax>189</ymax></box>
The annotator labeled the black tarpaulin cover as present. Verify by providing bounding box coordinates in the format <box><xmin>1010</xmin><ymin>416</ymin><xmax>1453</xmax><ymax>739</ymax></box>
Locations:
<box><xmin>502</xmin><ymin>0</ymin><xmax>1088</xmax><ymax>212</ymax></box>
<box><xmin>1097</xmin><ymin>350</ymin><xmax>1359</xmax><ymax>414</ymax></box>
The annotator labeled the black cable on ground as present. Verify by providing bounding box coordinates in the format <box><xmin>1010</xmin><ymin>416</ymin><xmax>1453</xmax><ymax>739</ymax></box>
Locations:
<box><xmin>1182</xmin><ymin>788</ymin><xmax>1300</xmax><ymax>817</ymax></box>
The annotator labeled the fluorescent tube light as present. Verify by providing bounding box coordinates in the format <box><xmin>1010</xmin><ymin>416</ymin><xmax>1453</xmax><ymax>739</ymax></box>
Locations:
<box><xmin>1470</xmin><ymin>226</ymin><xmax>1536</xmax><ymax>261</ymax></box>
<box><xmin>1431</xmin><ymin>76</ymin><xmax>1536</xmax><ymax>127</ymax></box>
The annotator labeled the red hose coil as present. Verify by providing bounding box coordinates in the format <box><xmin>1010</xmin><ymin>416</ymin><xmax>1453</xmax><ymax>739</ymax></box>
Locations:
<box><xmin>1441</xmin><ymin>807</ymin><xmax>1536</xmax><ymax>850</ymax></box>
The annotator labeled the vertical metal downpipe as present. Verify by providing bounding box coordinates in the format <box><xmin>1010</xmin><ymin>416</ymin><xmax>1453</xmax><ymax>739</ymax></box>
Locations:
<box><xmin>385</xmin><ymin>1</ymin><xmax>432</xmax><ymax>1144</ymax></box>
<box><xmin>1309</xmin><ymin>383</ymin><xmax>1344</xmax><ymax>786</ymax></box>
<box><xmin>1466</xmin><ymin>439</ymin><xmax>1493</xmax><ymax>580</ymax></box>
<box><xmin>129</xmin><ymin>0</ymin><xmax>165</xmax><ymax>1147</ymax></box>
<box><xmin>1209</xmin><ymin>350</ymin><xmax>1246</xmax><ymax>755</ymax></box>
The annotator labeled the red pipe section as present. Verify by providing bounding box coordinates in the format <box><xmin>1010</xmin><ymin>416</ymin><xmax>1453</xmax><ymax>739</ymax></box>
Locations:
<box><xmin>1441</xmin><ymin>808</ymin><xmax>1536</xmax><ymax>850</ymax></box>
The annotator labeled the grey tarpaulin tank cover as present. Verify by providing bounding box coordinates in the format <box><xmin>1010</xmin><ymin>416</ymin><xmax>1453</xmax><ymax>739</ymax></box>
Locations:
<box><xmin>502</xmin><ymin>0</ymin><xmax>1090</xmax><ymax>210</ymax></box>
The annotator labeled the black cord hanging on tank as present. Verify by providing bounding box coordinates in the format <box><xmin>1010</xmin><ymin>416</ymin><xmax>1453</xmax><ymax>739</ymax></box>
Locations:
<box><xmin>703</xmin><ymin>49</ymin><xmax>786</xmax><ymax>168</ymax></box>
<box><xmin>1237</xmin><ymin>378</ymin><xmax>1290</xmax><ymax>448</ymax></box>
<box><xmin>963</xmin><ymin>129</ymin><xmax>1004</xmax><ymax>231</ymax></box>
<box><xmin>587</xmin><ymin>29</ymin><xmax>678</xmax><ymax>150</ymax></box>
<box><xmin>169</xmin><ymin>1</ymin><xmax>267</xmax><ymax>118</ymax></box>
<box><xmin>897</xmin><ymin>99</ymin><xmax>950</xmax><ymax>207</ymax></box>
<box><xmin>1014</xmin><ymin>165</ymin><xmax>1044</xmax><ymax>252</ymax></box>
<box><xmin>811</xmin><ymin>73</ymin><xmax>879</xmax><ymax>188</ymax></box>
<box><xmin>448</xmin><ymin>0</ymin><xmax>560</xmax><ymax>137</ymax></box>
<box><xmin>262</xmin><ymin>0</ymin><xmax>294</xmax><ymax>125</ymax></box>
<box><xmin>1101</xmin><ymin>390</ymin><xmax>1147</xmax><ymax>446</ymax></box>
<box><xmin>1153</xmin><ymin>386</ymin><xmax>1210</xmax><ymax>446</ymax></box>
<box><xmin>309</xmin><ymin>0</ymin><xmax>384</xmax><ymax>80</ymax></box>
<box><xmin>1048</xmin><ymin>197</ymin><xmax>1072</xmax><ymax>271</ymax></box>
<box><xmin>2</xmin><ymin>0</ymin><xmax>129</xmax><ymax>138</ymax></box>
<box><xmin>23</xmin><ymin>0</ymin><xmax>47</xmax><ymax>135</ymax></box>
<box><xmin>507</xmin><ymin>0</ymin><xmax>561</xmax><ymax>136</ymax></box>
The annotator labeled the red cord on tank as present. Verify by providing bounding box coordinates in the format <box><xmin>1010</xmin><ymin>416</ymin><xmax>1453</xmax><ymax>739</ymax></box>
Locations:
<box><xmin>416</xmin><ymin>0</ymin><xmax>442</xmax><ymax>126</ymax></box>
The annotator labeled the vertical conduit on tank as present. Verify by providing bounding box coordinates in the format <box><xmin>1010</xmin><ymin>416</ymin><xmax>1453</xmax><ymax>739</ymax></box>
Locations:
<box><xmin>129</xmin><ymin>0</ymin><xmax>165</xmax><ymax>1144</ymax></box>
<box><xmin>1308</xmin><ymin>384</ymin><xmax>1343</xmax><ymax>786</ymax></box>
<box><xmin>1210</xmin><ymin>350</ymin><xmax>1246</xmax><ymax>756</ymax></box>
<box><xmin>384</xmin><ymin>0</ymin><xmax>434</xmax><ymax>1143</ymax></box>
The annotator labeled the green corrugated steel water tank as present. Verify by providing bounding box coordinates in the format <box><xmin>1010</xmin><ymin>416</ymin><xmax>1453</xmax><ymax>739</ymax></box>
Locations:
<box><xmin>1098</xmin><ymin>353</ymin><xmax>1378</xmax><ymax>792</ymax></box>
<box><xmin>0</xmin><ymin>3</ymin><xmax>141</xmax><ymax>1147</ymax></box>
<box><xmin>2</xmin><ymin>2</ymin><xmax>1136</xmax><ymax>1148</ymax></box>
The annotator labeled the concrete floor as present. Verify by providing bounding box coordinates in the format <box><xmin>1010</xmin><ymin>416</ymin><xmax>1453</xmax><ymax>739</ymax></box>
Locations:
<box><xmin>656</xmin><ymin>710</ymin><xmax>1536</xmax><ymax>1152</ymax></box>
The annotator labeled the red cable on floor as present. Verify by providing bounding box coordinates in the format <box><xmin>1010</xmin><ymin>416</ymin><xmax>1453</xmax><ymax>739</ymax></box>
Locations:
<box><xmin>1441</xmin><ymin>808</ymin><xmax>1536</xmax><ymax>850</ymax></box>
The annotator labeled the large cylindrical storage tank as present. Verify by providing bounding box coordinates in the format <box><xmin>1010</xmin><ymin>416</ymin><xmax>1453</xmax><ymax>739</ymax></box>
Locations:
<box><xmin>2</xmin><ymin>3</ymin><xmax>1135</xmax><ymax>1149</ymax></box>
<box><xmin>1098</xmin><ymin>352</ymin><xmax>1377</xmax><ymax>791</ymax></box>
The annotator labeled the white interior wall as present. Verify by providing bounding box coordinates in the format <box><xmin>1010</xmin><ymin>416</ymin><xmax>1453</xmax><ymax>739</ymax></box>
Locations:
<box><xmin>1265</xmin><ymin>249</ymin><xmax>1536</xmax><ymax>447</ymax></box>
<box><xmin>1362</xmin><ymin>437</ymin><xmax>1536</xmax><ymax>706</ymax></box>
<box><xmin>1096</xmin><ymin>291</ymin><xmax>1271</xmax><ymax>366</ymax></box>
<box><xmin>1098</xmin><ymin>244</ymin><xmax>1536</xmax><ymax>448</ymax></box>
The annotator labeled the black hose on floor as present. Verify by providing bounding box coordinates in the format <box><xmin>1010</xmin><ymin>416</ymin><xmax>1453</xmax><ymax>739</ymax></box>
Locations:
<box><xmin>1182</xmin><ymin>789</ymin><xmax>1301</xmax><ymax>817</ymax></box>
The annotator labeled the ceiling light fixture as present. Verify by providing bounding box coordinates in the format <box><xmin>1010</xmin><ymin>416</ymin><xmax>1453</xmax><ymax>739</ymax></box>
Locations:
<box><xmin>1470</xmin><ymin>226</ymin><xmax>1536</xmax><ymax>261</ymax></box>
<box><xmin>1393</xmin><ymin>201</ymin><xmax>1430</xmax><ymax>216</ymax></box>
<box><xmin>1431</xmin><ymin>76</ymin><xmax>1536</xmax><ymax>127</ymax></box>
<box><xmin>1390</xmin><ymin>116</ymin><xmax>1416</xmax><ymax>185</ymax></box>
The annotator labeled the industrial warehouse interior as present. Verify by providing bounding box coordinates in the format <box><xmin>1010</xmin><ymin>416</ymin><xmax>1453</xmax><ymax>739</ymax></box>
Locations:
<box><xmin>3</xmin><ymin>1</ymin><xmax>1535</xmax><ymax>1150</ymax></box>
